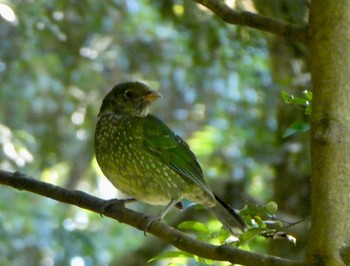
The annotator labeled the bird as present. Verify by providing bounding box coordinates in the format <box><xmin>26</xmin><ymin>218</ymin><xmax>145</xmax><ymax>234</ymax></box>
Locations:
<box><xmin>94</xmin><ymin>81</ymin><xmax>246</xmax><ymax>235</ymax></box>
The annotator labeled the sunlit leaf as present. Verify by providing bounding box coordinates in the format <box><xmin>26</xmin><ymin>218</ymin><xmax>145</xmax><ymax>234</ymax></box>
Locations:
<box><xmin>149</xmin><ymin>250</ymin><xmax>193</xmax><ymax>263</ymax></box>
<box><xmin>303</xmin><ymin>90</ymin><xmax>313</xmax><ymax>101</ymax></box>
<box><xmin>253</xmin><ymin>215</ymin><xmax>266</xmax><ymax>229</ymax></box>
<box><xmin>195</xmin><ymin>255</ymin><xmax>214</xmax><ymax>265</ymax></box>
<box><xmin>177</xmin><ymin>221</ymin><xmax>211</xmax><ymax>234</ymax></box>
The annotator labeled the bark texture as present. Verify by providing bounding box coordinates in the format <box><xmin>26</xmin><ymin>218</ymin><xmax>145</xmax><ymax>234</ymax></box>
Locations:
<box><xmin>309</xmin><ymin>1</ymin><xmax>350</xmax><ymax>265</ymax></box>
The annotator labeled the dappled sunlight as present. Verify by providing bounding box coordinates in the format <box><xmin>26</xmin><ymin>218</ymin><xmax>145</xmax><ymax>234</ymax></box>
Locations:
<box><xmin>0</xmin><ymin>125</ymin><xmax>34</xmax><ymax>169</ymax></box>
<box><xmin>0</xmin><ymin>3</ymin><xmax>17</xmax><ymax>25</ymax></box>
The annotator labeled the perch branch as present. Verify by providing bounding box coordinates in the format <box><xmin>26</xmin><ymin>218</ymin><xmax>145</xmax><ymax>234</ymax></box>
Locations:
<box><xmin>0</xmin><ymin>170</ymin><xmax>305</xmax><ymax>266</ymax></box>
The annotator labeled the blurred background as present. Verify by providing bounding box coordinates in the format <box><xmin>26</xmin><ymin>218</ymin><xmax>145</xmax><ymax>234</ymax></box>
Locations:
<box><xmin>0</xmin><ymin>0</ymin><xmax>310</xmax><ymax>265</ymax></box>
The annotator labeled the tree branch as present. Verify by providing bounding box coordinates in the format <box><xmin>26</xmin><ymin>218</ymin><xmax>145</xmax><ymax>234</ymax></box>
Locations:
<box><xmin>192</xmin><ymin>0</ymin><xmax>308</xmax><ymax>43</ymax></box>
<box><xmin>0</xmin><ymin>170</ymin><xmax>305</xmax><ymax>266</ymax></box>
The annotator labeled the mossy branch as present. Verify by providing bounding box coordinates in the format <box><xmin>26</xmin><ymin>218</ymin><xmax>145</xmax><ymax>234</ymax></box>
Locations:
<box><xmin>0</xmin><ymin>170</ymin><xmax>305</xmax><ymax>266</ymax></box>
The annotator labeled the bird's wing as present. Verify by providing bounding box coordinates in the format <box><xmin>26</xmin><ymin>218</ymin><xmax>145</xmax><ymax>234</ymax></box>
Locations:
<box><xmin>143</xmin><ymin>115</ymin><xmax>213</xmax><ymax>196</ymax></box>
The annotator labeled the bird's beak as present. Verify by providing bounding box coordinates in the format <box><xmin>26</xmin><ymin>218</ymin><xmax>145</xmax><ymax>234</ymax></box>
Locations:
<box><xmin>144</xmin><ymin>90</ymin><xmax>162</xmax><ymax>102</ymax></box>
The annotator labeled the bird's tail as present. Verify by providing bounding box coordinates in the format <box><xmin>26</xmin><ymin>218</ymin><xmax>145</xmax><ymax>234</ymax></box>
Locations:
<box><xmin>209</xmin><ymin>194</ymin><xmax>246</xmax><ymax>235</ymax></box>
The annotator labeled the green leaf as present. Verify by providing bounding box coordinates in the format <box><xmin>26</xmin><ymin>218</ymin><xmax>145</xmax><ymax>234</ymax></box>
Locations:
<box><xmin>283</xmin><ymin>121</ymin><xmax>310</xmax><ymax>138</ymax></box>
<box><xmin>238</xmin><ymin>228</ymin><xmax>264</xmax><ymax>246</ymax></box>
<box><xmin>240</xmin><ymin>204</ymin><xmax>269</xmax><ymax>218</ymax></box>
<box><xmin>177</xmin><ymin>221</ymin><xmax>211</xmax><ymax>234</ymax></box>
<box><xmin>281</xmin><ymin>90</ymin><xmax>293</xmax><ymax>103</ymax></box>
<box><xmin>253</xmin><ymin>215</ymin><xmax>267</xmax><ymax>229</ymax></box>
<box><xmin>281</xmin><ymin>90</ymin><xmax>312</xmax><ymax>115</ymax></box>
<box><xmin>264</xmin><ymin>201</ymin><xmax>278</xmax><ymax>215</ymax></box>
<box><xmin>304</xmin><ymin>90</ymin><xmax>313</xmax><ymax>101</ymax></box>
<box><xmin>292</xmin><ymin>97</ymin><xmax>308</xmax><ymax>106</ymax></box>
<box><xmin>266</xmin><ymin>220</ymin><xmax>288</xmax><ymax>229</ymax></box>
<box><xmin>195</xmin><ymin>255</ymin><xmax>214</xmax><ymax>265</ymax></box>
<box><xmin>148</xmin><ymin>251</ymin><xmax>193</xmax><ymax>263</ymax></box>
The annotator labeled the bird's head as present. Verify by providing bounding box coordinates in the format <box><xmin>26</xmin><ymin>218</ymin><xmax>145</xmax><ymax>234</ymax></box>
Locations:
<box><xmin>98</xmin><ymin>82</ymin><xmax>162</xmax><ymax>118</ymax></box>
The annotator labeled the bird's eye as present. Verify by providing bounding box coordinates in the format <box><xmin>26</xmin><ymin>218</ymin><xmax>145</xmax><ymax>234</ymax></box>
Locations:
<box><xmin>124</xmin><ymin>90</ymin><xmax>134</xmax><ymax>99</ymax></box>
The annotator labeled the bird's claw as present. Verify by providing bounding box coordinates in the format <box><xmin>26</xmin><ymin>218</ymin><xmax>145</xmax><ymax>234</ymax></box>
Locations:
<box><xmin>144</xmin><ymin>216</ymin><xmax>161</xmax><ymax>237</ymax></box>
<box><xmin>100</xmin><ymin>198</ymin><xmax>136</xmax><ymax>217</ymax></box>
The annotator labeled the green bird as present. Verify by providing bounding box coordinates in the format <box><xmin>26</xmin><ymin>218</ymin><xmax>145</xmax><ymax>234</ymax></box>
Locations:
<box><xmin>94</xmin><ymin>81</ymin><xmax>246</xmax><ymax>234</ymax></box>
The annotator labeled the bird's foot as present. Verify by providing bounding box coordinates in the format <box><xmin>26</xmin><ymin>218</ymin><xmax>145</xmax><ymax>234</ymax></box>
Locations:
<box><xmin>142</xmin><ymin>199</ymin><xmax>180</xmax><ymax>236</ymax></box>
<box><xmin>144</xmin><ymin>216</ymin><xmax>161</xmax><ymax>237</ymax></box>
<box><xmin>100</xmin><ymin>198</ymin><xmax>136</xmax><ymax>217</ymax></box>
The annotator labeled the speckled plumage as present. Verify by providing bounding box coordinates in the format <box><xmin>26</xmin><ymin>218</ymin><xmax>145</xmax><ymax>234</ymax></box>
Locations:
<box><xmin>94</xmin><ymin>82</ymin><xmax>246</xmax><ymax>234</ymax></box>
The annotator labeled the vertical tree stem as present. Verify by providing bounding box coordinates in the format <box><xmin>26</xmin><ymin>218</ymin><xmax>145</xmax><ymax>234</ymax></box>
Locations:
<box><xmin>309</xmin><ymin>1</ymin><xmax>350</xmax><ymax>265</ymax></box>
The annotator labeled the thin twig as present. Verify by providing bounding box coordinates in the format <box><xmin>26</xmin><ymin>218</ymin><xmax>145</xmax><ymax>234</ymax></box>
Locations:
<box><xmin>192</xmin><ymin>0</ymin><xmax>308</xmax><ymax>43</ymax></box>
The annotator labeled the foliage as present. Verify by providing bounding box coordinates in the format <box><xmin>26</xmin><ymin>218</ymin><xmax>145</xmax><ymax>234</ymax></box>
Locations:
<box><xmin>149</xmin><ymin>201</ymin><xmax>297</xmax><ymax>265</ymax></box>
<box><xmin>281</xmin><ymin>90</ymin><xmax>311</xmax><ymax>137</ymax></box>
<box><xmin>281</xmin><ymin>90</ymin><xmax>312</xmax><ymax>116</ymax></box>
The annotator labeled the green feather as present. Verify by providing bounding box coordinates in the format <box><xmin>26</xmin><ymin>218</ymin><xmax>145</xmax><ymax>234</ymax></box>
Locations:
<box><xmin>143</xmin><ymin>115</ymin><xmax>213</xmax><ymax>197</ymax></box>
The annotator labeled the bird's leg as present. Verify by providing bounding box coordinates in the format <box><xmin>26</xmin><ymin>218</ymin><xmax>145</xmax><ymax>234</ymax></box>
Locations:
<box><xmin>100</xmin><ymin>198</ymin><xmax>136</xmax><ymax>217</ymax></box>
<box><xmin>159</xmin><ymin>199</ymin><xmax>180</xmax><ymax>220</ymax></box>
<box><xmin>144</xmin><ymin>199</ymin><xmax>179</xmax><ymax>235</ymax></box>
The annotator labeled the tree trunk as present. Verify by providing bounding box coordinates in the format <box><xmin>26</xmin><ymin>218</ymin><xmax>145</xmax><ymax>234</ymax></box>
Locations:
<box><xmin>308</xmin><ymin>1</ymin><xmax>350</xmax><ymax>265</ymax></box>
